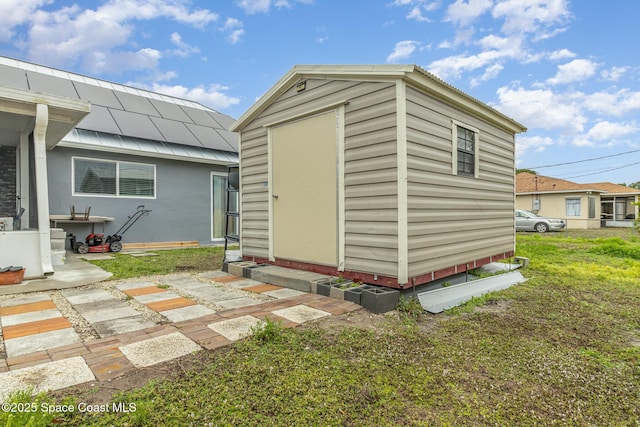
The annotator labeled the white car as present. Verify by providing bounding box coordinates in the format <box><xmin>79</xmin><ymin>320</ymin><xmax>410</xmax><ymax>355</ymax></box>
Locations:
<box><xmin>515</xmin><ymin>210</ymin><xmax>566</xmax><ymax>233</ymax></box>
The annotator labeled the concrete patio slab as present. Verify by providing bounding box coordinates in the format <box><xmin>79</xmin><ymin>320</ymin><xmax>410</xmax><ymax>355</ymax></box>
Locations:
<box><xmin>161</xmin><ymin>305</ymin><xmax>215</xmax><ymax>322</ymax></box>
<box><xmin>118</xmin><ymin>332</ymin><xmax>201</xmax><ymax>368</ymax></box>
<box><xmin>272</xmin><ymin>305</ymin><xmax>331</xmax><ymax>324</ymax></box>
<box><xmin>216</xmin><ymin>297</ymin><xmax>263</xmax><ymax>310</ymax></box>
<box><xmin>263</xmin><ymin>288</ymin><xmax>306</xmax><ymax>299</ymax></box>
<box><xmin>114</xmin><ymin>281</ymin><xmax>158</xmax><ymax>290</ymax></box>
<box><xmin>92</xmin><ymin>316</ymin><xmax>157</xmax><ymax>338</ymax></box>
<box><xmin>72</xmin><ymin>297</ymin><xmax>127</xmax><ymax>314</ymax></box>
<box><xmin>81</xmin><ymin>306</ymin><xmax>142</xmax><ymax>323</ymax></box>
<box><xmin>0</xmin><ymin>309</ymin><xmax>61</xmax><ymax>327</ymax></box>
<box><xmin>134</xmin><ymin>291</ymin><xmax>180</xmax><ymax>304</ymax></box>
<box><xmin>219</xmin><ymin>278</ymin><xmax>268</xmax><ymax>290</ymax></box>
<box><xmin>179</xmin><ymin>286</ymin><xmax>247</xmax><ymax>302</ymax></box>
<box><xmin>208</xmin><ymin>315</ymin><xmax>264</xmax><ymax>341</ymax></box>
<box><xmin>0</xmin><ymin>293</ymin><xmax>52</xmax><ymax>307</ymax></box>
<box><xmin>61</xmin><ymin>288</ymin><xmax>114</xmax><ymax>304</ymax></box>
<box><xmin>4</xmin><ymin>328</ymin><xmax>82</xmax><ymax>358</ymax></box>
<box><xmin>0</xmin><ymin>356</ymin><xmax>95</xmax><ymax>402</ymax></box>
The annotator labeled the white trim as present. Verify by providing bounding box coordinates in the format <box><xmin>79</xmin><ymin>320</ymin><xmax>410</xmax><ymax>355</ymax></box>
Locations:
<box><xmin>210</xmin><ymin>172</ymin><xmax>229</xmax><ymax>242</ymax></box>
<box><xmin>451</xmin><ymin>119</ymin><xmax>480</xmax><ymax>179</ymax></box>
<box><xmin>336</xmin><ymin>105</ymin><xmax>346</xmax><ymax>271</ymax></box>
<box><xmin>34</xmin><ymin>104</ymin><xmax>53</xmax><ymax>275</ymax></box>
<box><xmin>71</xmin><ymin>156</ymin><xmax>157</xmax><ymax>199</ymax></box>
<box><xmin>267</xmin><ymin>127</ymin><xmax>275</xmax><ymax>262</ymax></box>
<box><xmin>396</xmin><ymin>81</ymin><xmax>409</xmax><ymax>285</ymax></box>
<box><xmin>237</xmin><ymin>132</ymin><xmax>243</xmax><ymax>256</ymax></box>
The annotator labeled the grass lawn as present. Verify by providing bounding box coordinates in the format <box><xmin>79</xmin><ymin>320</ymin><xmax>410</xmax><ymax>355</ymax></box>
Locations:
<box><xmin>4</xmin><ymin>230</ymin><xmax>640</xmax><ymax>426</ymax></box>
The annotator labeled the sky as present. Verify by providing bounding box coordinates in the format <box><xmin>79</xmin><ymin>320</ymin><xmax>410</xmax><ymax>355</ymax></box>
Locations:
<box><xmin>1</xmin><ymin>0</ymin><xmax>639</xmax><ymax>185</ymax></box>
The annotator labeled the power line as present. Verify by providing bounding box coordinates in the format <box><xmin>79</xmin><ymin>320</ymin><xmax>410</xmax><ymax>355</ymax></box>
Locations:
<box><xmin>525</xmin><ymin>147</ymin><xmax>640</xmax><ymax>169</ymax></box>
<box><xmin>561</xmin><ymin>160</ymin><xmax>640</xmax><ymax>179</ymax></box>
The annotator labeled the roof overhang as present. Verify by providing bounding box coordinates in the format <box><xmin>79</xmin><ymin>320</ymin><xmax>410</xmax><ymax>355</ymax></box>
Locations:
<box><xmin>0</xmin><ymin>85</ymin><xmax>90</xmax><ymax>148</ymax></box>
<box><xmin>58</xmin><ymin>129</ymin><xmax>238</xmax><ymax>165</ymax></box>
<box><xmin>230</xmin><ymin>64</ymin><xmax>527</xmax><ymax>135</ymax></box>
<box><xmin>517</xmin><ymin>189</ymin><xmax>607</xmax><ymax>195</ymax></box>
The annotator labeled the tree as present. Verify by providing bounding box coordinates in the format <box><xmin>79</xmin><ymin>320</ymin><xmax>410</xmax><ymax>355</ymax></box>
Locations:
<box><xmin>629</xmin><ymin>181</ymin><xmax>640</xmax><ymax>189</ymax></box>
<box><xmin>516</xmin><ymin>169</ymin><xmax>537</xmax><ymax>175</ymax></box>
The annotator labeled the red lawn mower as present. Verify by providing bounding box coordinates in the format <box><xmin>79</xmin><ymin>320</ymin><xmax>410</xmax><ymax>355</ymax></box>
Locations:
<box><xmin>70</xmin><ymin>205</ymin><xmax>151</xmax><ymax>254</ymax></box>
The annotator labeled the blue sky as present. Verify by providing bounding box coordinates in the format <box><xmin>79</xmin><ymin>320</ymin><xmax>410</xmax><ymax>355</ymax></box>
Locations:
<box><xmin>1</xmin><ymin>0</ymin><xmax>639</xmax><ymax>185</ymax></box>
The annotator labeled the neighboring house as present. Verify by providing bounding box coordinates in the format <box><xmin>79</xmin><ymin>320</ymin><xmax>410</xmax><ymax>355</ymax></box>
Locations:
<box><xmin>588</xmin><ymin>182</ymin><xmax>640</xmax><ymax>226</ymax></box>
<box><xmin>516</xmin><ymin>172</ymin><xmax>640</xmax><ymax>228</ymax></box>
<box><xmin>0</xmin><ymin>56</ymin><xmax>238</xmax><ymax>278</ymax></box>
<box><xmin>231</xmin><ymin>65</ymin><xmax>526</xmax><ymax>289</ymax></box>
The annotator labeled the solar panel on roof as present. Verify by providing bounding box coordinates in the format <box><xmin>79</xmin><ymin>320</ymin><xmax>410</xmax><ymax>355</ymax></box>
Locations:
<box><xmin>150</xmin><ymin>116</ymin><xmax>202</xmax><ymax>147</ymax></box>
<box><xmin>75</xmin><ymin>105</ymin><xmax>122</xmax><ymax>134</ymax></box>
<box><xmin>185</xmin><ymin>123</ymin><xmax>237</xmax><ymax>152</ymax></box>
<box><xmin>208</xmin><ymin>111</ymin><xmax>235</xmax><ymax>128</ymax></box>
<box><xmin>113</xmin><ymin>92</ymin><xmax>159</xmax><ymax>115</ymax></box>
<box><xmin>149</xmin><ymin>99</ymin><xmax>194</xmax><ymax>123</ymax></box>
<box><xmin>73</xmin><ymin>82</ymin><xmax>123</xmax><ymax>109</ymax></box>
<box><xmin>0</xmin><ymin>65</ymin><xmax>29</xmax><ymax>90</ymax></box>
<box><xmin>26</xmin><ymin>71</ymin><xmax>79</xmax><ymax>99</ymax></box>
<box><xmin>110</xmin><ymin>109</ymin><xmax>165</xmax><ymax>141</ymax></box>
<box><xmin>182</xmin><ymin>107</ymin><xmax>220</xmax><ymax>127</ymax></box>
<box><xmin>215</xmin><ymin>128</ymin><xmax>238</xmax><ymax>151</ymax></box>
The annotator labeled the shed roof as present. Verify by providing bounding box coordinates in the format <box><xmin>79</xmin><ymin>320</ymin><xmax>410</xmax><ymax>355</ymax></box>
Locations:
<box><xmin>230</xmin><ymin>64</ymin><xmax>527</xmax><ymax>134</ymax></box>
<box><xmin>516</xmin><ymin>172</ymin><xmax>606</xmax><ymax>194</ymax></box>
<box><xmin>0</xmin><ymin>56</ymin><xmax>237</xmax><ymax>156</ymax></box>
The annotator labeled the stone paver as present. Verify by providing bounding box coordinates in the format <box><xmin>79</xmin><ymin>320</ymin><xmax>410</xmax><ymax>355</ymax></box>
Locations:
<box><xmin>119</xmin><ymin>332</ymin><xmax>202</xmax><ymax>368</ymax></box>
<box><xmin>0</xmin><ymin>356</ymin><xmax>95</xmax><ymax>402</ymax></box>
<box><xmin>207</xmin><ymin>315</ymin><xmax>264</xmax><ymax>341</ymax></box>
<box><xmin>0</xmin><ymin>269</ymin><xmax>361</xmax><ymax>402</ymax></box>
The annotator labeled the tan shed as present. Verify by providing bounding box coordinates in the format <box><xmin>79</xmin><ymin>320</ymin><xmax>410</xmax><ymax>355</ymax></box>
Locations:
<box><xmin>230</xmin><ymin>65</ymin><xmax>526</xmax><ymax>289</ymax></box>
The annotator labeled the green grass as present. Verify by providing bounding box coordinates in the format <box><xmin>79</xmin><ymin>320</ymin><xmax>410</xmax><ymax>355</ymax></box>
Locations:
<box><xmin>85</xmin><ymin>246</ymin><xmax>227</xmax><ymax>280</ymax></box>
<box><xmin>14</xmin><ymin>231</ymin><xmax>640</xmax><ymax>425</ymax></box>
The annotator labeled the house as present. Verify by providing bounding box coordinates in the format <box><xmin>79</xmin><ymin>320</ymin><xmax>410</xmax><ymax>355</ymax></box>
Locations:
<box><xmin>0</xmin><ymin>56</ymin><xmax>238</xmax><ymax>278</ymax></box>
<box><xmin>515</xmin><ymin>172</ymin><xmax>640</xmax><ymax>228</ymax></box>
<box><xmin>230</xmin><ymin>65</ymin><xmax>526</xmax><ymax>288</ymax></box>
<box><xmin>516</xmin><ymin>172</ymin><xmax>605</xmax><ymax>229</ymax></box>
<box><xmin>588</xmin><ymin>182</ymin><xmax>640</xmax><ymax>227</ymax></box>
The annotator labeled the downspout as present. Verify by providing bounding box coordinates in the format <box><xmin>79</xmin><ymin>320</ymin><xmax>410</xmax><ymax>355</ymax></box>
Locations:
<box><xmin>33</xmin><ymin>103</ymin><xmax>53</xmax><ymax>275</ymax></box>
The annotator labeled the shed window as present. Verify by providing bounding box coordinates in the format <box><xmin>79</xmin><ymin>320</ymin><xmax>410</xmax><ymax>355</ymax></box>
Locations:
<box><xmin>73</xmin><ymin>157</ymin><xmax>155</xmax><ymax>198</ymax></box>
<box><xmin>566</xmin><ymin>198</ymin><xmax>581</xmax><ymax>216</ymax></box>
<box><xmin>452</xmin><ymin>122</ymin><xmax>479</xmax><ymax>178</ymax></box>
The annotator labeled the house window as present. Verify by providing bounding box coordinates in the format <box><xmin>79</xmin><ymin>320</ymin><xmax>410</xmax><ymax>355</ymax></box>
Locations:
<box><xmin>452</xmin><ymin>121</ymin><xmax>479</xmax><ymax>177</ymax></box>
<box><xmin>211</xmin><ymin>174</ymin><xmax>238</xmax><ymax>240</ymax></box>
<box><xmin>566</xmin><ymin>198</ymin><xmax>581</xmax><ymax>216</ymax></box>
<box><xmin>588</xmin><ymin>196</ymin><xmax>596</xmax><ymax>219</ymax></box>
<box><xmin>73</xmin><ymin>157</ymin><xmax>155</xmax><ymax>198</ymax></box>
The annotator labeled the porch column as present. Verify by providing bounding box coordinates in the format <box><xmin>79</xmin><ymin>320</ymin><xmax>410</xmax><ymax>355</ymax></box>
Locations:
<box><xmin>34</xmin><ymin>103</ymin><xmax>53</xmax><ymax>275</ymax></box>
<box><xmin>19</xmin><ymin>132</ymin><xmax>29</xmax><ymax>228</ymax></box>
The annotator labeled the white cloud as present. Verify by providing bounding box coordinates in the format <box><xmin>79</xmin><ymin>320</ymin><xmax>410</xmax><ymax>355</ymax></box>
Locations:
<box><xmin>601</xmin><ymin>66</ymin><xmax>628</xmax><ymax>82</ymax></box>
<box><xmin>492</xmin><ymin>0</ymin><xmax>571</xmax><ymax>36</ymax></box>
<box><xmin>147</xmin><ymin>83</ymin><xmax>241</xmax><ymax>110</ymax></box>
<box><xmin>387</xmin><ymin>40</ymin><xmax>420</xmax><ymax>63</ymax></box>
<box><xmin>496</xmin><ymin>86</ymin><xmax>587</xmax><ymax>134</ymax></box>
<box><xmin>516</xmin><ymin>135</ymin><xmax>555</xmax><ymax>161</ymax></box>
<box><xmin>169</xmin><ymin>32</ymin><xmax>200</xmax><ymax>58</ymax></box>
<box><xmin>548</xmin><ymin>48</ymin><xmax>575</xmax><ymax>61</ymax></box>
<box><xmin>471</xmin><ymin>63</ymin><xmax>504</xmax><ymax>86</ymax></box>
<box><xmin>235</xmin><ymin>0</ymin><xmax>312</xmax><ymax>14</ymax></box>
<box><xmin>0</xmin><ymin>0</ymin><xmax>51</xmax><ymax>42</ymax></box>
<box><xmin>17</xmin><ymin>0</ymin><xmax>217</xmax><ymax>73</ymax></box>
<box><xmin>445</xmin><ymin>0</ymin><xmax>493</xmax><ymax>27</ymax></box>
<box><xmin>221</xmin><ymin>17</ymin><xmax>245</xmax><ymax>44</ymax></box>
<box><xmin>586</xmin><ymin>121</ymin><xmax>638</xmax><ymax>141</ymax></box>
<box><xmin>546</xmin><ymin>59</ymin><xmax>598</xmax><ymax>85</ymax></box>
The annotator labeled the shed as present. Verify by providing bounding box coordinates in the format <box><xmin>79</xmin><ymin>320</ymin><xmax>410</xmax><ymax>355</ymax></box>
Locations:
<box><xmin>230</xmin><ymin>65</ymin><xmax>526</xmax><ymax>288</ymax></box>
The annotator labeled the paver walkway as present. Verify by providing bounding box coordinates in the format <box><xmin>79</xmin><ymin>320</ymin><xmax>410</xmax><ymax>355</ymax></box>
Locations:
<box><xmin>0</xmin><ymin>271</ymin><xmax>359</xmax><ymax>401</ymax></box>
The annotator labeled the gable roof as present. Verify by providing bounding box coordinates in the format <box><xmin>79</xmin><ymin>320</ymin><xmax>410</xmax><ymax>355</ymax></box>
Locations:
<box><xmin>0</xmin><ymin>56</ymin><xmax>238</xmax><ymax>161</ymax></box>
<box><xmin>230</xmin><ymin>64</ymin><xmax>527</xmax><ymax>135</ymax></box>
<box><xmin>516</xmin><ymin>172</ymin><xmax>606</xmax><ymax>194</ymax></box>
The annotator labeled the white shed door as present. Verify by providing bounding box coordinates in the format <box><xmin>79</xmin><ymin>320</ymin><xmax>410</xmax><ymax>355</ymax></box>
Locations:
<box><xmin>272</xmin><ymin>111</ymin><xmax>337</xmax><ymax>266</ymax></box>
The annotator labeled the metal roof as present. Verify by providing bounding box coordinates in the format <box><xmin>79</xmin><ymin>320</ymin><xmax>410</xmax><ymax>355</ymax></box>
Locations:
<box><xmin>0</xmin><ymin>56</ymin><xmax>237</xmax><ymax>158</ymax></box>
<box><xmin>231</xmin><ymin>64</ymin><xmax>526</xmax><ymax>135</ymax></box>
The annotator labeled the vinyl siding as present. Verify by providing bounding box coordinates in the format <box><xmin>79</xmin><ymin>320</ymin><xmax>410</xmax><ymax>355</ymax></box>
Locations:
<box><xmin>239</xmin><ymin>79</ymin><xmax>399</xmax><ymax>276</ymax></box>
<box><xmin>405</xmin><ymin>85</ymin><xmax>515</xmax><ymax>276</ymax></box>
